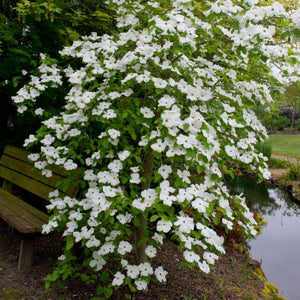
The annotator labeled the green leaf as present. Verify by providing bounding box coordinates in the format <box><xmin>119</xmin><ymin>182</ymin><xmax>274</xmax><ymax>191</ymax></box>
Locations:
<box><xmin>80</xmin><ymin>274</ymin><xmax>90</xmax><ymax>282</ymax></box>
<box><xmin>45</xmin><ymin>281</ymin><xmax>51</xmax><ymax>289</ymax></box>
<box><xmin>150</xmin><ymin>214</ymin><xmax>159</xmax><ymax>222</ymax></box>
<box><xmin>45</xmin><ymin>272</ymin><xmax>59</xmax><ymax>282</ymax></box>
<box><xmin>96</xmin><ymin>286</ymin><xmax>104</xmax><ymax>295</ymax></box>
<box><xmin>161</xmin><ymin>214</ymin><xmax>170</xmax><ymax>221</ymax></box>
<box><xmin>213</xmin><ymin>215</ymin><xmax>220</xmax><ymax>225</ymax></box>
<box><xmin>104</xmin><ymin>287</ymin><xmax>113</xmax><ymax>299</ymax></box>
<box><xmin>101</xmin><ymin>270</ymin><xmax>110</xmax><ymax>283</ymax></box>
<box><xmin>65</xmin><ymin>235</ymin><xmax>74</xmax><ymax>251</ymax></box>
<box><xmin>292</xmin><ymin>28</ymin><xmax>300</xmax><ymax>38</ymax></box>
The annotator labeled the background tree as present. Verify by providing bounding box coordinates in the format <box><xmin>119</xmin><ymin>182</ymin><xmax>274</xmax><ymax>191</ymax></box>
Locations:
<box><xmin>0</xmin><ymin>0</ymin><xmax>113</xmax><ymax>151</ymax></box>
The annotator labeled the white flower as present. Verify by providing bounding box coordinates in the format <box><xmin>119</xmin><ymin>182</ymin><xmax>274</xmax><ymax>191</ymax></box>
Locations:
<box><xmin>177</xmin><ymin>133</ymin><xmax>197</xmax><ymax>149</ymax></box>
<box><xmin>49</xmin><ymin>189</ymin><xmax>59</xmax><ymax>199</ymax></box>
<box><xmin>160</xmin><ymin>180</ymin><xmax>176</xmax><ymax>206</ymax></box>
<box><xmin>98</xmin><ymin>242</ymin><xmax>115</xmax><ymax>255</ymax></box>
<box><xmin>140</xmin><ymin>107</ymin><xmax>155</xmax><ymax>118</ymax></box>
<box><xmin>102</xmin><ymin>185</ymin><xmax>118</xmax><ymax>197</ymax></box>
<box><xmin>121</xmin><ymin>259</ymin><xmax>128</xmax><ymax>267</ymax></box>
<box><xmin>84</xmin><ymin>169</ymin><xmax>97</xmax><ymax>181</ymax></box>
<box><xmin>222</xmin><ymin>218</ymin><xmax>233</xmax><ymax>230</ymax></box>
<box><xmin>139</xmin><ymin>262</ymin><xmax>153</xmax><ymax>276</ymax></box>
<box><xmin>27</xmin><ymin>153</ymin><xmax>40</xmax><ymax>161</ymax></box>
<box><xmin>203</xmin><ymin>252</ymin><xmax>218</xmax><ymax>265</ymax></box>
<box><xmin>108</xmin><ymin>128</ymin><xmax>120</xmax><ymax>139</ymax></box>
<box><xmin>42</xmin><ymin>220</ymin><xmax>58</xmax><ymax>234</ymax></box>
<box><xmin>145</xmin><ymin>245</ymin><xmax>157</xmax><ymax>258</ymax></box>
<box><xmin>152</xmin><ymin>77</ymin><xmax>168</xmax><ymax>89</ymax></box>
<box><xmin>161</xmin><ymin>106</ymin><xmax>182</xmax><ymax>133</ymax></box>
<box><xmin>58</xmin><ymin>254</ymin><xmax>66</xmax><ymax>261</ymax></box>
<box><xmin>41</xmin><ymin>134</ymin><xmax>55</xmax><ymax>146</ymax></box>
<box><xmin>17</xmin><ymin>105</ymin><xmax>27</xmax><ymax>113</ymax></box>
<box><xmin>34</xmin><ymin>108</ymin><xmax>44</xmax><ymax>116</ymax></box>
<box><xmin>116</xmin><ymin>212</ymin><xmax>133</xmax><ymax>224</ymax></box>
<box><xmin>135</xmin><ymin>279</ymin><xmax>147</xmax><ymax>290</ymax></box>
<box><xmin>86</xmin><ymin>236</ymin><xmax>100</xmax><ymax>248</ymax></box>
<box><xmin>108</xmin><ymin>159</ymin><xmax>123</xmax><ymax>173</ymax></box>
<box><xmin>42</xmin><ymin>169</ymin><xmax>52</xmax><ymax>178</ymax></box>
<box><xmin>174</xmin><ymin>216</ymin><xmax>194</xmax><ymax>234</ymax></box>
<box><xmin>132</xmin><ymin>198</ymin><xmax>147</xmax><ymax>211</ymax></box>
<box><xmin>118</xmin><ymin>241</ymin><xmax>132</xmax><ymax>255</ymax></box>
<box><xmin>155</xmin><ymin>266</ymin><xmax>168</xmax><ymax>282</ymax></box>
<box><xmin>157</xmin><ymin>220</ymin><xmax>172</xmax><ymax>233</ymax></box>
<box><xmin>177</xmin><ymin>188</ymin><xmax>193</xmax><ymax>203</ymax></box>
<box><xmin>198</xmin><ymin>260</ymin><xmax>210</xmax><ymax>274</ymax></box>
<box><xmin>183</xmin><ymin>250</ymin><xmax>200</xmax><ymax>263</ymax></box>
<box><xmin>192</xmin><ymin>198</ymin><xmax>209</xmax><ymax>213</ymax></box>
<box><xmin>90</xmin><ymin>252</ymin><xmax>106</xmax><ymax>271</ymax></box>
<box><xmin>158</xmin><ymin>95</ymin><xmax>176</xmax><ymax>108</ymax></box>
<box><xmin>103</xmin><ymin>109</ymin><xmax>116</xmax><ymax>119</ymax></box>
<box><xmin>118</xmin><ymin>150</ymin><xmax>131</xmax><ymax>161</ymax></box>
<box><xmin>130</xmin><ymin>166</ymin><xmax>139</xmax><ymax>172</ymax></box>
<box><xmin>34</xmin><ymin>160</ymin><xmax>47</xmax><ymax>170</ymax></box>
<box><xmin>127</xmin><ymin>265</ymin><xmax>140</xmax><ymax>279</ymax></box>
<box><xmin>68</xmin><ymin>128</ymin><xmax>81</xmax><ymax>137</ymax></box>
<box><xmin>24</xmin><ymin>135</ymin><xmax>37</xmax><ymax>147</ymax></box>
<box><xmin>64</xmin><ymin>159</ymin><xmax>77</xmax><ymax>170</ymax></box>
<box><xmin>141</xmin><ymin>188</ymin><xmax>157</xmax><ymax>203</ymax></box>
<box><xmin>158</xmin><ymin>165</ymin><xmax>172</xmax><ymax>179</ymax></box>
<box><xmin>152</xmin><ymin>233</ymin><xmax>164</xmax><ymax>245</ymax></box>
<box><xmin>112</xmin><ymin>271</ymin><xmax>125</xmax><ymax>286</ymax></box>
<box><xmin>151</xmin><ymin>139</ymin><xmax>166</xmax><ymax>153</ymax></box>
<box><xmin>177</xmin><ymin>169</ymin><xmax>191</xmax><ymax>184</ymax></box>
<box><xmin>130</xmin><ymin>172</ymin><xmax>141</xmax><ymax>184</ymax></box>
<box><xmin>225</xmin><ymin>145</ymin><xmax>238</xmax><ymax>159</ymax></box>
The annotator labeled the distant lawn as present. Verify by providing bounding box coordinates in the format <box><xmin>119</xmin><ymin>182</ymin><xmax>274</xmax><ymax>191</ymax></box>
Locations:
<box><xmin>268</xmin><ymin>134</ymin><xmax>300</xmax><ymax>157</ymax></box>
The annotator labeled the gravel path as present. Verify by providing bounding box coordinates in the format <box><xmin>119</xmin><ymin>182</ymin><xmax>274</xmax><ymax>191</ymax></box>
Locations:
<box><xmin>271</xmin><ymin>153</ymin><xmax>299</xmax><ymax>163</ymax></box>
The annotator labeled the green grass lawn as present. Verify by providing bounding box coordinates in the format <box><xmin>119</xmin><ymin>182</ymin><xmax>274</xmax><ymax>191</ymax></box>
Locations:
<box><xmin>268</xmin><ymin>134</ymin><xmax>300</xmax><ymax>157</ymax></box>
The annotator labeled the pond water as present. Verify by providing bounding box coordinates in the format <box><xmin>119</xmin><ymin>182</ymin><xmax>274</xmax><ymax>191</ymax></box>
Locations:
<box><xmin>226</xmin><ymin>175</ymin><xmax>300</xmax><ymax>300</ymax></box>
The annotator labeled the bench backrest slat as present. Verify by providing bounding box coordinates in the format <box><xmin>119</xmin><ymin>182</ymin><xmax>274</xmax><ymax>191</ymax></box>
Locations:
<box><xmin>0</xmin><ymin>145</ymin><xmax>78</xmax><ymax>201</ymax></box>
<box><xmin>0</xmin><ymin>166</ymin><xmax>55</xmax><ymax>201</ymax></box>
<box><xmin>0</xmin><ymin>154</ymin><xmax>65</xmax><ymax>189</ymax></box>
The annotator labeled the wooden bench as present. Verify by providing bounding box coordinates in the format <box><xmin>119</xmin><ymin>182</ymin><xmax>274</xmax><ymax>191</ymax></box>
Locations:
<box><xmin>0</xmin><ymin>145</ymin><xmax>78</xmax><ymax>271</ymax></box>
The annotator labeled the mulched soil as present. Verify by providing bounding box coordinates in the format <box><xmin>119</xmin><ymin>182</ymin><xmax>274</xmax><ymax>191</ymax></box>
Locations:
<box><xmin>0</xmin><ymin>218</ymin><xmax>265</xmax><ymax>300</ymax></box>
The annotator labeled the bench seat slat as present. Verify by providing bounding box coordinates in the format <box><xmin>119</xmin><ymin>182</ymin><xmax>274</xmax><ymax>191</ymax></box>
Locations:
<box><xmin>0</xmin><ymin>188</ymin><xmax>49</xmax><ymax>233</ymax></box>
<box><xmin>0</xmin><ymin>145</ymin><xmax>80</xmax><ymax>271</ymax></box>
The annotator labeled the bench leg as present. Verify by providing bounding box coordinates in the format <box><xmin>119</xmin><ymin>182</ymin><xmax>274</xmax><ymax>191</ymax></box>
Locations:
<box><xmin>17</xmin><ymin>237</ymin><xmax>35</xmax><ymax>271</ymax></box>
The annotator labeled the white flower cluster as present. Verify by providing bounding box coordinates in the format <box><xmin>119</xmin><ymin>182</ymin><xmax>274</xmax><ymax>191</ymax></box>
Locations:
<box><xmin>13</xmin><ymin>0</ymin><xmax>299</xmax><ymax>295</ymax></box>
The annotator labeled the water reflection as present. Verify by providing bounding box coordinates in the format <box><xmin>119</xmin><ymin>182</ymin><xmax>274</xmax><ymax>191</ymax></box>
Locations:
<box><xmin>226</xmin><ymin>175</ymin><xmax>300</xmax><ymax>300</ymax></box>
<box><xmin>226</xmin><ymin>175</ymin><xmax>300</xmax><ymax>217</ymax></box>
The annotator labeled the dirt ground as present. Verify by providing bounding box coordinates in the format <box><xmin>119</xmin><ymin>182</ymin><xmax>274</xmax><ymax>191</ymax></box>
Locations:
<box><xmin>0</xmin><ymin>218</ymin><xmax>270</xmax><ymax>300</ymax></box>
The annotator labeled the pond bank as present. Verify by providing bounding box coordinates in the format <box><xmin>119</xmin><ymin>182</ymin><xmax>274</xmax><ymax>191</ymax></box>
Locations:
<box><xmin>269</xmin><ymin>168</ymin><xmax>300</xmax><ymax>203</ymax></box>
<box><xmin>269</xmin><ymin>153</ymin><xmax>300</xmax><ymax>203</ymax></box>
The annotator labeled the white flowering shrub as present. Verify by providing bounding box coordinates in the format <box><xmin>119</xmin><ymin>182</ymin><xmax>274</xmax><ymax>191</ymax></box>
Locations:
<box><xmin>12</xmin><ymin>0</ymin><xmax>299</xmax><ymax>298</ymax></box>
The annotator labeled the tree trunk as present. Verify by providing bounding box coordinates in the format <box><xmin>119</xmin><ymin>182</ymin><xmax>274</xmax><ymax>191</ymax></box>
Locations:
<box><xmin>135</xmin><ymin>148</ymin><xmax>154</xmax><ymax>264</ymax></box>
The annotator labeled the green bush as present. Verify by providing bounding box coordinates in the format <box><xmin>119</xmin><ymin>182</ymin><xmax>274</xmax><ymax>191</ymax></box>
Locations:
<box><xmin>268</xmin><ymin>158</ymin><xmax>290</xmax><ymax>169</ymax></box>
<box><xmin>287</xmin><ymin>163</ymin><xmax>300</xmax><ymax>180</ymax></box>
<box><xmin>260</xmin><ymin>114</ymin><xmax>290</xmax><ymax>132</ymax></box>
<box><xmin>296</xmin><ymin>120</ymin><xmax>300</xmax><ymax>131</ymax></box>
<box><xmin>255</xmin><ymin>140</ymin><xmax>272</xmax><ymax>159</ymax></box>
